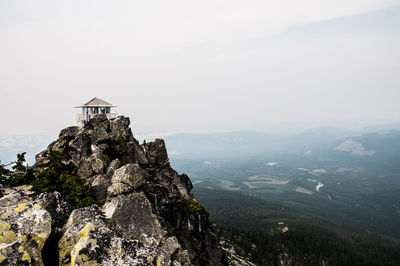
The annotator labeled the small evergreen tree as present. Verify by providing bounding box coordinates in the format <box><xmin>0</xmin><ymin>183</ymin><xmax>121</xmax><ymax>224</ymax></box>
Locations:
<box><xmin>0</xmin><ymin>160</ymin><xmax>11</xmax><ymax>182</ymax></box>
<box><xmin>12</xmin><ymin>152</ymin><xmax>26</xmax><ymax>171</ymax></box>
<box><xmin>117</xmin><ymin>131</ymin><xmax>128</xmax><ymax>155</ymax></box>
<box><xmin>0</xmin><ymin>160</ymin><xmax>12</xmax><ymax>197</ymax></box>
<box><xmin>0</xmin><ymin>154</ymin><xmax>32</xmax><ymax>188</ymax></box>
<box><xmin>32</xmin><ymin>150</ymin><xmax>97</xmax><ymax>209</ymax></box>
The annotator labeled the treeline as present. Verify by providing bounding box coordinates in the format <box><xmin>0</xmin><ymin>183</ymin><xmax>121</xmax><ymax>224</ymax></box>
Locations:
<box><xmin>193</xmin><ymin>188</ymin><xmax>400</xmax><ymax>265</ymax></box>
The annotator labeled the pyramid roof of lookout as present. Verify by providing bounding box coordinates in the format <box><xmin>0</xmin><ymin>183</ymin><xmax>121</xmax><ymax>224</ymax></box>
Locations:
<box><xmin>80</xmin><ymin>97</ymin><xmax>114</xmax><ymax>107</ymax></box>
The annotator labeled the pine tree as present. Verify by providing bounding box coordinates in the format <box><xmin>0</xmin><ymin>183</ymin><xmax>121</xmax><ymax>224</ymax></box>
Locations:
<box><xmin>32</xmin><ymin>150</ymin><xmax>97</xmax><ymax>209</ymax></box>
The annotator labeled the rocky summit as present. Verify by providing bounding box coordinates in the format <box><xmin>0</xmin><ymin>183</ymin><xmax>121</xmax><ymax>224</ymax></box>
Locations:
<box><xmin>0</xmin><ymin>115</ymin><xmax>226</xmax><ymax>265</ymax></box>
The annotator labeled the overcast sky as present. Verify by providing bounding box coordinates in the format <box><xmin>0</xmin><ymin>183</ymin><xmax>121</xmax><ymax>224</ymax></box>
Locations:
<box><xmin>0</xmin><ymin>0</ymin><xmax>399</xmax><ymax>136</ymax></box>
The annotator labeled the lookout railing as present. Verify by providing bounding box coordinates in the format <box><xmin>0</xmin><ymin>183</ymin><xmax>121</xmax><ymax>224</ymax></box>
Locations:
<box><xmin>77</xmin><ymin>113</ymin><xmax>117</xmax><ymax>126</ymax></box>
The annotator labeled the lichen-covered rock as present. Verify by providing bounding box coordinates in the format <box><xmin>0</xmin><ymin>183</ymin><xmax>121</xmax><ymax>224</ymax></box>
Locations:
<box><xmin>59</xmin><ymin>205</ymin><xmax>170</xmax><ymax>265</ymax></box>
<box><xmin>105</xmin><ymin>158</ymin><xmax>121</xmax><ymax>177</ymax></box>
<box><xmin>77</xmin><ymin>152</ymin><xmax>106</xmax><ymax>180</ymax></box>
<box><xmin>102</xmin><ymin>192</ymin><xmax>166</xmax><ymax>246</ymax></box>
<box><xmin>161</xmin><ymin>236</ymin><xmax>181</xmax><ymax>255</ymax></box>
<box><xmin>34</xmin><ymin>191</ymin><xmax>70</xmax><ymax>226</ymax></box>
<box><xmin>109</xmin><ymin>116</ymin><xmax>132</xmax><ymax>141</ymax></box>
<box><xmin>0</xmin><ymin>190</ymin><xmax>30</xmax><ymax>207</ymax></box>
<box><xmin>172</xmin><ymin>249</ymin><xmax>192</xmax><ymax>266</ymax></box>
<box><xmin>107</xmin><ymin>163</ymin><xmax>149</xmax><ymax>197</ymax></box>
<box><xmin>107</xmin><ymin>182</ymin><xmax>134</xmax><ymax>196</ymax></box>
<box><xmin>0</xmin><ymin>191</ymin><xmax>52</xmax><ymax>265</ymax></box>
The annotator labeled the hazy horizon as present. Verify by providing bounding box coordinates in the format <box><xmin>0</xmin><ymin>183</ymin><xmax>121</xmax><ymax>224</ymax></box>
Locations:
<box><xmin>1</xmin><ymin>1</ymin><xmax>399</xmax><ymax>136</ymax></box>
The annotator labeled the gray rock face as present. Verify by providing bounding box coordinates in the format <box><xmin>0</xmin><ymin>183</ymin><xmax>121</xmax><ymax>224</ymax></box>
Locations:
<box><xmin>36</xmin><ymin>115</ymin><xmax>148</xmax><ymax>179</ymax></box>
<box><xmin>103</xmin><ymin>192</ymin><xmax>166</xmax><ymax>246</ymax></box>
<box><xmin>90</xmin><ymin>174</ymin><xmax>111</xmax><ymax>206</ymax></box>
<box><xmin>77</xmin><ymin>152</ymin><xmax>106</xmax><ymax>180</ymax></box>
<box><xmin>107</xmin><ymin>163</ymin><xmax>148</xmax><ymax>196</ymax></box>
<box><xmin>143</xmin><ymin>139</ymin><xmax>170</xmax><ymax>166</ymax></box>
<box><xmin>34</xmin><ymin>191</ymin><xmax>71</xmax><ymax>226</ymax></box>
<box><xmin>59</xmin><ymin>205</ymin><xmax>170</xmax><ymax>266</ymax></box>
<box><xmin>0</xmin><ymin>190</ymin><xmax>69</xmax><ymax>265</ymax></box>
<box><xmin>0</xmin><ymin>190</ymin><xmax>30</xmax><ymax>207</ymax></box>
<box><xmin>105</xmin><ymin>158</ymin><xmax>121</xmax><ymax>177</ymax></box>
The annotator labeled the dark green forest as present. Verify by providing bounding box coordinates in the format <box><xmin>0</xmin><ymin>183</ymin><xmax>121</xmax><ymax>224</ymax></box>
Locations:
<box><xmin>194</xmin><ymin>188</ymin><xmax>400</xmax><ymax>266</ymax></box>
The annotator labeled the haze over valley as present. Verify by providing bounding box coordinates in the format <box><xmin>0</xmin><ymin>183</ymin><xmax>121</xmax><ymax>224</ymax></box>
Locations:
<box><xmin>1</xmin><ymin>1</ymin><xmax>400</xmax><ymax>264</ymax></box>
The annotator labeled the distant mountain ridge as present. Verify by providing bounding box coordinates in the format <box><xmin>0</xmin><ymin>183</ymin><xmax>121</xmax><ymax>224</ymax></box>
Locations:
<box><xmin>2</xmin><ymin>124</ymin><xmax>400</xmax><ymax>163</ymax></box>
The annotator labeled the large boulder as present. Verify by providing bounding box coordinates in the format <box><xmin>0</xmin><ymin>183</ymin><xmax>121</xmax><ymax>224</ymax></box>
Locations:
<box><xmin>59</xmin><ymin>205</ymin><xmax>170</xmax><ymax>265</ymax></box>
<box><xmin>143</xmin><ymin>139</ymin><xmax>169</xmax><ymax>167</ymax></box>
<box><xmin>0</xmin><ymin>189</ymin><xmax>30</xmax><ymax>207</ymax></box>
<box><xmin>90</xmin><ymin>174</ymin><xmax>111</xmax><ymax>206</ymax></box>
<box><xmin>0</xmin><ymin>191</ymin><xmax>52</xmax><ymax>265</ymax></box>
<box><xmin>69</xmin><ymin>133</ymin><xmax>92</xmax><ymax>161</ymax></box>
<box><xmin>126</xmin><ymin>141</ymin><xmax>149</xmax><ymax>165</ymax></box>
<box><xmin>59</xmin><ymin>126</ymin><xmax>80</xmax><ymax>139</ymax></box>
<box><xmin>102</xmin><ymin>192</ymin><xmax>166</xmax><ymax>246</ymax></box>
<box><xmin>107</xmin><ymin>163</ymin><xmax>148</xmax><ymax>196</ymax></box>
<box><xmin>109</xmin><ymin>116</ymin><xmax>133</xmax><ymax>142</ymax></box>
<box><xmin>77</xmin><ymin>152</ymin><xmax>107</xmax><ymax>180</ymax></box>
<box><xmin>105</xmin><ymin>158</ymin><xmax>121</xmax><ymax>177</ymax></box>
<box><xmin>34</xmin><ymin>191</ymin><xmax>71</xmax><ymax>226</ymax></box>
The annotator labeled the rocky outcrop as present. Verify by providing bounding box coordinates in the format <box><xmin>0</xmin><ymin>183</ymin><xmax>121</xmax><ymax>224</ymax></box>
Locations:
<box><xmin>16</xmin><ymin>114</ymin><xmax>224</xmax><ymax>265</ymax></box>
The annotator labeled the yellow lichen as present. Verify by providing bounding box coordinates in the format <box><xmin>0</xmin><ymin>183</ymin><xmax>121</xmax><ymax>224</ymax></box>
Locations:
<box><xmin>147</xmin><ymin>256</ymin><xmax>154</xmax><ymax>262</ymax></box>
<box><xmin>18</xmin><ymin>235</ymin><xmax>27</xmax><ymax>243</ymax></box>
<box><xmin>70</xmin><ymin>223</ymin><xmax>97</xmax><ymax>266</ymax></box>
<box><xmin>24</xmin><ymin>234</ymin><xmax>47</xmax><ymax>251</ymax></box>
<box><xmin>14</xmin><ymin>203</ymin><xmax>28</xmax><ymax>213</ymax></box>
<box><xmin>2</xmin><ymin>230</ymin><xmax>16</xmax><ymax>243</ymax></box>
<box><xmin>80</xmin><ymin>223</ymin><xmax>95</xmax><ymax>238</ymax></box>
<box><xmin>21</xmin><ymin>252</ymin><xmax>31</xmax><ymax>262</ymax></box>
<box><xmin>33</xmin><ymin>204</ymin><xmax>42</xmax><ymax>210</ymax></box>
<box><xmin>0</xmin><ymin>252</ymin><xmax>5</xmax><ymax>263</ymax></box>
<box><xmin>156</xmin><ymin>257</ymin><xmax>163</xmax><ymax>266</ymax></box>
<box><xmin>37</xmin><ymin>232</ymin><xmax>47</xmax><ymax>239</ymax></box>
<box><xmin>0</xmin><ymin>209</ymin><xmax>11</xmax><ymax>220</ymax></box>
<box><xmin>0</xmin><ymin>222</ymin><xmax>10</xmax><ymax>232</ymax></box>
<box><xmin>86</xmin><ymin>260</ymin><xmax>101</xmax><ymax>266</ymax></box>
<box><xmin>59</xmin><ymin>235</ymin><xmax>80</xmax><ymax>264</ymax></box>
<box><xmin>18</xmin><ymin>245</ymin><xmax>24</xmax><ymax>253</ymax></box>
<box><xmin>112</xmin><ymin>246</ymin><xmax>124</xmax><ymax>258</ymax></box>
